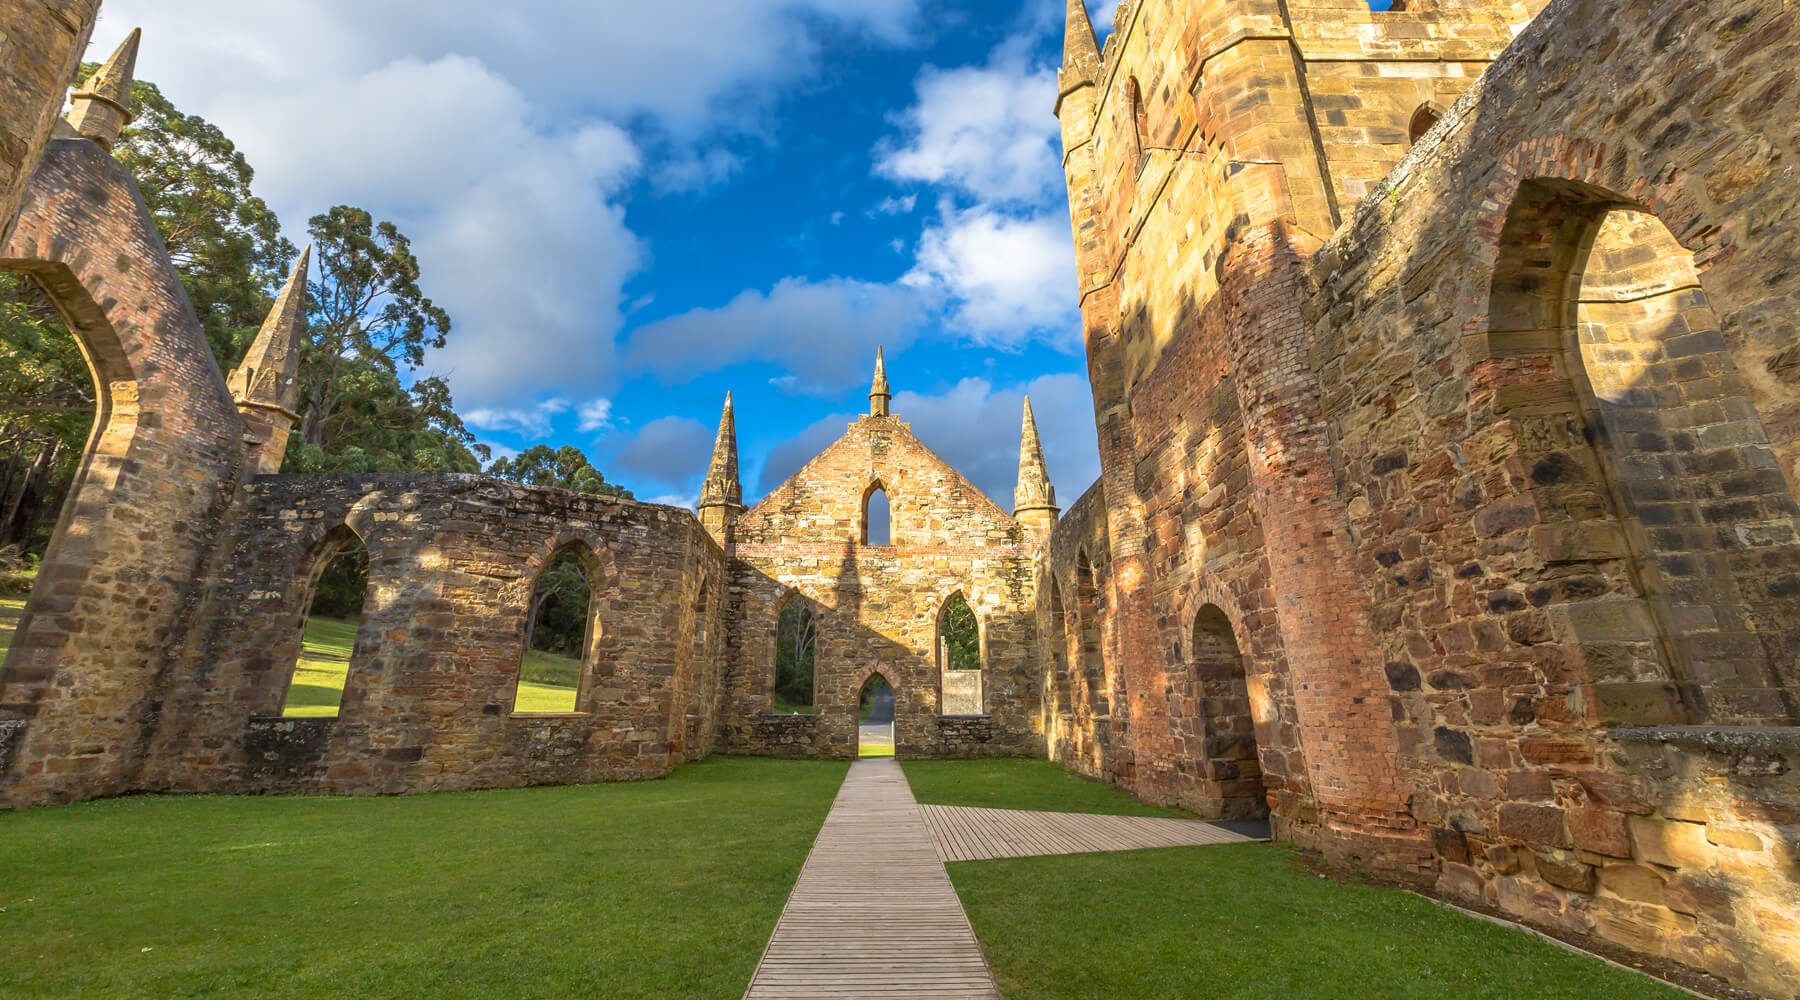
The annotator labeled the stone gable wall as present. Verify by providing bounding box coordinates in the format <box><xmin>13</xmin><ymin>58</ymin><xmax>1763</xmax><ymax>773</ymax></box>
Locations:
<box><xmin>720</xmin><ymin>415</ymin><xmax>1043</xmax><ymax>759</ymax></box>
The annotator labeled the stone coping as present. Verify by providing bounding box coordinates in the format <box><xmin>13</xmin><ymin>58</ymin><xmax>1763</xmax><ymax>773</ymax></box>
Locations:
<box><xmin>1610</xmin><ymin>725</ymin><xmax>1800</xmax><ymax>753</ymax></box>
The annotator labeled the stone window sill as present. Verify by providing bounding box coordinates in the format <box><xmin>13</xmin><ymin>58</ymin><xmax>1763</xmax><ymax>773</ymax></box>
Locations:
<box><xmin>508</xmin><ymin>712</ymin><xmax>590</xmax><ymax>719</ymax></box>
<box><xmin>938</xmin><ymin>713</ymin><xmax>991</xmax><ymax>720</ymax></box>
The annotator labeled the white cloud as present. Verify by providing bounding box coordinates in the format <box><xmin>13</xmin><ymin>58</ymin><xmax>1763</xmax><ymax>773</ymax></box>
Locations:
<box><xmin>576</xmin><ymin>398</ymin><xmax>615</xmax><ymax>433</ymax></box>
<box><xmin>875</xmin><ymin>48</ymin><xmax>1060</xmax><ymax>205</ymax></box>
<box><xmin>756</xmin><ymin>372</ymin><xmax>1099</xmax><ymax>510</ymax></box>
<box><xmin>607</xmin><ymin>415</ymin><xmax>717</xmax><ymax>493</ymax></box>
<box><xmin>466</xmin><ymin>397</ymin><xmax>571</xmax><ymax>438</ymax></box>
<box><xmin>624</xmin><ymin>277</ymin><xmax>930</xmax><ymax>393</ymax></box>
<box><xmin>905</xmin><ymin>206</ymin><xmax>1078</xmax><ymax>346</ymax></box>
<box><xmin>872</xmin><ymin>194</ymin><xmax>916</xmax><ymax>216</ymax></box>
<box><xmin>1091</xmin><ymin>1</ymin><xmax>1123</xmax><ymax>35</ymax></box>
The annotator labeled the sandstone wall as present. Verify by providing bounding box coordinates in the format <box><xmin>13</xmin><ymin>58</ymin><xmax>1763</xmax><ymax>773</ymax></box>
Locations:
<box><xmin>0</xmin><ymin>137</ymin><xmax>247</xmax><ymax>807</ymax></box>
<box><xmin>720</xmin><ymin>414</ymin><xmax>1042</xmax><ymax>759</ymax></box>
<box><xmin>1298</xmin><ymin>0</ymin><xmax>1800</xmax><ymax>988</ymax></box>
<box><xmin>140</xmin><ymin>475</ymin><xmax>724</xmax><ymax>795</ymax></box>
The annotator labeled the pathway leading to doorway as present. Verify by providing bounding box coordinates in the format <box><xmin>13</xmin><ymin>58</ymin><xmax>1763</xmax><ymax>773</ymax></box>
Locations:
<box><xmin>742</xmin><ymin>759</ymin><xmax>1001</xmax><ymax>999</ymax></box>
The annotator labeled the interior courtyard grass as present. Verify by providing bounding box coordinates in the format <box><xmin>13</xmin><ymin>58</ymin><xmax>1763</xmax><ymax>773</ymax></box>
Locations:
<box><xmin>902</xmin><ymin>757</ymin><xmax>1191</xmax><ymax>817</ymax></box>
<box><xmin>0</xmin><ymin>756</ymin><xmax>848</xmax><ymax>1000</ymax></box>
<box><xmin>949</xmin><ymin>843</ymin><xmax>1687</xmax><ymax>1000</ymax></box>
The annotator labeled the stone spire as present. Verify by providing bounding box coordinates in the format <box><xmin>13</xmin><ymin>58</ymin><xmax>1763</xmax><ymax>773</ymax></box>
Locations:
<box><xmin>1056</xmin><ymin>0</ymin><xmax>1100</xmax><ymax>115</ymax></box>
<box><xmin>869</xmin><ymin>346</ymin><xmax>892</xmax><ymax>417</ymax></box>
<box><xmin>1013</xmin><ymin>396</ymin><xmax>1060</xmax><ymax>536</ymax></box>
<box><xmin>697</xmin><ymin>391</ymin><xmax>745</xmax><ymax>543</ymax></box>
<box><xmin>67</xmin><ymin>28</ymin><xmax>139</xmax><ymax>150</ymax></box>
<box><xmin>228</xmin><ymin>245</ymin><xmax>310</xmax><ymax>474</ymax></box>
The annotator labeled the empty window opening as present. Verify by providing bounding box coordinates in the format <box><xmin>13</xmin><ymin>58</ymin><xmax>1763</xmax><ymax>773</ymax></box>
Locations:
<box><xmin>0</xmin><ymin>273</ymin><xmax>93</xmax><ymax>655</ymax></box>
<box><xmin>858</xmin><ymin>673</ymin><xmax>895</xmax><ymax>758</ymax></box>
<box><xmin>862</xmin><ymin>485</ymin><xmax>891</xmax><ymax>546</ymax></box>
<box><xmin>773</xmin><ymin>593</ymin><xmax>816</xmax><ymax>714</ymax></box>
<box><xmin>1408</xmin><ymin>104</ymin><xmax>1441</xmax><ymax>145</ymax></box>
<box><xmin>1487</xmin><ymin>180</ymin><xmax>1800</xmax><ymax>722</ymax></box>
<box><xmin>513</xmin><ymin>546</ymin><xmax>593</xmax><ymax>714</ymax></box>
<box><xmin>281</xmin><ymin>528</ymin><xmax>368</xmax><ymax>717</ymax></box>
<box><xmin>937</xmin><ymin>591</ymin><xmax>982</xmax><ymax>715</ymax></box>
<box><xmin>1190</xmin><ymin>605</ymin><xmax>1268</xmax><ymax>820</ymax></box>
<box><xmin>1076</xmin><ymin>551</ymin><xmax>1108</xmax><ymax>717</ymax></box>
<box><xmin>1127</xmin><ymin>76</ymin><xmax>1149</xmax><ymax>173</ymax></box>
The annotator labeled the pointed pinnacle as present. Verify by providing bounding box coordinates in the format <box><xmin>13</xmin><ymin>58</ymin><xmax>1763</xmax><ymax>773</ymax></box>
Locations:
<box><xmin>1016</xmin><ymin>394</ymin><xmax>1056</xmax><ymax>510</ymax></box>
<box><xmin>869</xmin><ymin>346</ymin><xmax>892</xmax><ymax>416</ymax></box>
<box><xmin>700</xmin><ymin>390</ymin><xmax>742</xmax><ymax>508</ymax></box>
<box><xmin>1062</xmin><ymin>0</ymin><xmax>1100</xmax><ymax>85</ymax></box>
<box><xmin>230</xmin><ymin>245</ymin><xmax>309</xmax><ymax>410</ymax></box>
<box><xmin>68</xmin><ymin>28</ymin><xmax>140</xmax><ymax>150</ymax></box>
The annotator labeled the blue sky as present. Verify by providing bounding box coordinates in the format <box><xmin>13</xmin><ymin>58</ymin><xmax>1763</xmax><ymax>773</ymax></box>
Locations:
<box><xmin>90</xmin><ymin>2</ymin><xmax>1124</xmax><ymax>509</ymax></box>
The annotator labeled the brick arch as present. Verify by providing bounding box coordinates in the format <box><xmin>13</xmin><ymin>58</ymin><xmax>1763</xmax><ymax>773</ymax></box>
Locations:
<box><xmin>1176</xmin><ymin>574</ymin><xmax>1248</xmax><ymax>662</ymax></box>
<box><xmin>0</xmin><ymin>138</ymin><xmax>245</xmax><ymax>802</ymax></box>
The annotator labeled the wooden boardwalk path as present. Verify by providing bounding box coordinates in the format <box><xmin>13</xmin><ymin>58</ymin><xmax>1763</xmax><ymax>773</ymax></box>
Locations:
<box><xmin>918</xmin><ymin>804</ymin><xmax>1261</xmax><ymax>863</ymax></box>
<box><xmin>742</xmin><ymin>759</ymin><xmax>1001</xmax><ymax>999</ymax></box>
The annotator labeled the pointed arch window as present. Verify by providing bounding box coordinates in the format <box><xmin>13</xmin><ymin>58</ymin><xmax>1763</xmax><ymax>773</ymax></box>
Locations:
<box><xmin>1127</xmin><ymin>76</ymin><xmax>1149</xmax><ymax>174</ymax></box>
<box><xmin>936</xmin><ymin>590</ymin><xmax>982</xmax><ymax>715</ymax></box>
<box><xmin>1075</xmin><ymin>550</ymin><xmax>1108</xmax><ymax>717</ymax></box>
<box><xmin>1408</xmin><ymin>103</ymin><xmax>1441</xmax><ymax>145</ymax></box>
<box><xmin>774</xmin><ymin>592</ymin><xmax>816</xmax><ymax>714</ymax></box>
<box><xmin>512</xmin><ymin>544</ymin><xmax>596</xmax><ymax>714</ymax></box>
<box><xmin>281</xmin><ymin>525</ymin><xmax>369</xmax><ymax>717</ymax></box>
<box><xmin>862</xmin><ymin>483</ymin><xmax>891</xmax><ymax>546</ymax></box>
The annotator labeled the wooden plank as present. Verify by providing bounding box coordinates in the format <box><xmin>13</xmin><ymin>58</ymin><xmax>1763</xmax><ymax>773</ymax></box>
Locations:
<box><xmin>918</xmin><ymin>805</ymin><xmax>1262</xmax><ymax>863</ymax></box>
<box><xmin>743</xmin><ymin>760</ymin><xmax>1002</xmax><ymax>999</ymax></box>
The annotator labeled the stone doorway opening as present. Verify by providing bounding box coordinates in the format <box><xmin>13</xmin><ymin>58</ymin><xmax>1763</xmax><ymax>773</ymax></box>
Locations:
<box><xmin>0</xmin><ymin>271</ymin><xmax>95</xmax><ymax>658</ymax></box>
<box><xmin>857</xmin><ymin>673</ymin><xmax>894</xmax><ymax>758</ymax></box>
<box><xmin>1186</xmin><ymin>604</ymin><xmax>1268</xmax><ymax>821</ymax></box>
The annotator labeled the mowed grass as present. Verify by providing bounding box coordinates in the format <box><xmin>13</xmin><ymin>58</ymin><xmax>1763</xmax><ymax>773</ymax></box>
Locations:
<box><xmin>0</xmin><ymin>593</ymin><xmax>24</xmax><ymax>656</ymax></box>
<box><xmin>950</xmin><ymin>844</ymin><xmax>1688</xmax><ymax>1000</ymax></box>
<box><xmin>283</xmin><ymin>616</ymin><xmax>582</xmax><ymax>716</ymax></box>
<box><xmin>902</xmin><ymin>758</ymin><xmax>1190</xmax><ymax>818</ymax></box>
<box><xmin>0</xmin><ymin>756</ymin><xmax>848</xmax><ymax>1000</ymax></box>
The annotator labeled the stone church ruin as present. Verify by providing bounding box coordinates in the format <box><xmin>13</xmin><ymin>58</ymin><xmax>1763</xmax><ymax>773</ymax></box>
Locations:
<box><xmin>1</xmin><ymin>0</ymin><xmax>1798</xmax><ymax>993</ymax></box>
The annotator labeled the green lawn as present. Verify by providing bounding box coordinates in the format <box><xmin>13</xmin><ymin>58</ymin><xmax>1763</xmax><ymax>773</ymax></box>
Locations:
<box><xmin>283</xmin><ymin>616</ymin><xmax>582</xmax><ymax>716</ymax></box>
<box><xmin>0</xmin><ymin>593</ymin><xmax>23</xmax><ymax>656</ymax></box>
<box><xmin>902</xmin><ymin>758</ymin><xmax>1190</xmax><ymax>818</ymax></box>
<box><xmin>950</xmin><ymin>844</ymin><xmax>1687</xmax><ymax>1000</ymax></box>
<box><xmin>0</xmin><ymin>756</ymin><xmax>848</xmax><ymax>1000</ymax></box>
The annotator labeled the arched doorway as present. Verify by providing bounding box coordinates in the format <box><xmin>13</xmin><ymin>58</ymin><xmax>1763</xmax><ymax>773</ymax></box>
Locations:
<box><xmin>0</xmin><ymin>272</ymin><xmax>91</xmax><ymax>656</ymax></box>
<box><xmin>1188</xmin><ymin>604</ymin><xmax>1267</xmax><ymax>821</ymax></box>
<box><xmin>857</xmin><ymin>673</ymin><xmax>894</xmax><ymax>758</ymax></box>
<box><xmin>1486</xmin><ymin>179</ymin><xmax>1800</xmax><ymax>723</ymax></box>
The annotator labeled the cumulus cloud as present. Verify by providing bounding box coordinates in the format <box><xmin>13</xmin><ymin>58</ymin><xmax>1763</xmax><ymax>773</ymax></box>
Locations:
<box><xmin>905</xmin><ymin>206</ymin><xmax>1078</xmax><ymax>346</ymax></box>
<box><xmin>86</xmin><ymin>0</ymin><xmax>930</xmax><ymax>407</ymax></box>
<box><xmin>576</xmin><ymin>398</ymin><xmax>615</xmax><ymax>433</ymax></box>
<box><xmin>624</xmin><ymin>277</ymin><xmax>930</xmax><ymax>393</ymax></box>
<box><xmin>607</xmin><ymin>415</ymin><xmax>717</xmax><ymax>494</ymax></box>
<box><xmin>874</xmin><ymin>49</ymin><xmax>1061</xmax><ymax>205</ymax></box>
<box><xmin>755</xmin><ymin>373</ymin><xmax>1098</xmax><ymax>509</ymax></box>
<box><xmin>466</xmin><ymin>397</ymin><xmax>571</xmax><ymax>438</ymax></box>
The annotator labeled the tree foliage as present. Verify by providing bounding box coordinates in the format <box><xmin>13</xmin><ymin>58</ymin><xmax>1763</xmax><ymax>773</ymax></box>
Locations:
<box><xmin>528</xmin><ymin>549</ymin><xmax>593</xmax><ymax>658</ymax></box>
<box><xmin>940</xmin><ymin>594</ymin><xmax>980</xmax><ymax>672</ymax></box>
<box><xmin>775</xmin><ymin>598</ymin><xmax>816</xmax><ymax>710</ymax></box>
<box><xmin>486</xmin><ymin>445</ymin><xmax>633</xmax><ymax>499</ymax></box>
<box><xmin>299</xmin><ymin>206</ymin><xmax>451</xmax><ymax>451</ymax></box>
<box><xmin>308</xmin><ymin>537</ymin><xmax>369</xmax><ymax>621</ymax></box>
<box><xmin>0</xmin><ymin>276</ymin><xmax>89</xmax><ymax>553</ymax></box>
<box><xmin>78</xmin><ymin>64</ymin><xmax>295</xmax><ymax>367</ymax></box>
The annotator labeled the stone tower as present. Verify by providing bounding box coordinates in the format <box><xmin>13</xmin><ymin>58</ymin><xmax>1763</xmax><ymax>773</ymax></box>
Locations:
<box><xmin>67</xmin><ymin>27</ymin><xmax>139</xmax><ymax>151</ymax></box>
<box><xmin>228</xmin><ymin>245</ymin><xmax>310</xmax><ymax>475</ymax></box>
<box><xmin>697</xmin><ymin>391</ymin><xmax>744</xmax><ymax>543</ymax></box>
<box><xmin>1012</xmin><ymin>397</ymin><xmax>1058</xmax><ymax>537</ymax></box>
